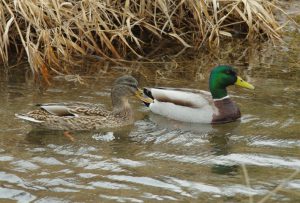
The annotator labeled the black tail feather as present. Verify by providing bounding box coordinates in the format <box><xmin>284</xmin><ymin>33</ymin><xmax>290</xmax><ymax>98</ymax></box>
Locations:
<box><xmin>143</xmin><ymin>88</ymin><xmax>154</xmax><ymax>99</ymax></box>
<box><xmin>143</xmin><ymin>88</ymin><xmax>153</xmax><ymax>107</ymax></box>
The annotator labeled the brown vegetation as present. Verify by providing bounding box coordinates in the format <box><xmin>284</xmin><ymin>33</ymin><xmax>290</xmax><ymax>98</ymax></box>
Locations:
<box><xmin>0</xmin><ymin>0</ymin><xmax>283</xmax><ymax>75</ymax></box>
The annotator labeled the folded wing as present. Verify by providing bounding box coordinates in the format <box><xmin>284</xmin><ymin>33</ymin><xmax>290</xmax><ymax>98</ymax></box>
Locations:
<box><xmin>144</xmin><ymin>88</ymin><xmax>215</xmax><ymax>123</ymax></box>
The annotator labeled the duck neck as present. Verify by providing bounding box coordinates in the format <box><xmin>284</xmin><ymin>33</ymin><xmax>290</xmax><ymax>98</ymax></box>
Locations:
<box><xmin>209</xmin><ymin>85</ymin><xmax>228</xmax><ymax>100</ymax></box>
<box><xmin>211</xmin><ymin>89</ymin><xmax>228</xmax><ymax>100</ymax></box>
<box><xmin>111</xmin><ymin>94</ymin><xmax>133</xmax><ymax>120</ymax></box>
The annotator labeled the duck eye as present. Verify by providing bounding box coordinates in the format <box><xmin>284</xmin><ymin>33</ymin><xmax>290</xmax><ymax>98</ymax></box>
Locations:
<box><xmin>225</xmin><ymin>70</ymin><xmax>231</xmax><ymax>74</ymax></box>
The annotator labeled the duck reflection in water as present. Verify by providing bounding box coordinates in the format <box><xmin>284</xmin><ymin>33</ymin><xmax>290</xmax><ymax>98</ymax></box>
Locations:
<box><xmin>209</xmin><ymin>123</ymin><xmax>240</xmax><ymax>175</ymax></box>
<box><xmin>148</xmin><ymin>113</ymin><xmax>240</xmax><ymax>175</ymax></box>
<box><xmin>25</xmin><ymin>125</ymin><xmax>135</xmax><ymax>146</ymax></box>
<box><xmin>25</xmin><ymin>125</ymin><xmax>147</xmax><ymax>168</ymax></box>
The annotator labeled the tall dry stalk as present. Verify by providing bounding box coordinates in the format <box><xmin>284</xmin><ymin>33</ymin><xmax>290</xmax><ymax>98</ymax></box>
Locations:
<box><xmin>0</xmin><ymin>0</ymin><xmax>283</xmax><ymax>76</ymax></box>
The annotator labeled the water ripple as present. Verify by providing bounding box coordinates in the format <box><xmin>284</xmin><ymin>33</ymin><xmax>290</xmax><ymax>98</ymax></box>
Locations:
<box><xmin>143</xmin><ymin>152</ymin><xmax>300</xmax><ymax>169</ymax></box>
<box><xmin>12</xmin><ymin>160</ymin><xmax>40</xmax><ymax>172</ymax></box>
<box><xmin>214</xmin><ymin>154</ymin><xmax>300</xmax><ymax>169</ymax></box>
<box><xmin>33</xmin><ymin>178</ymin><xmax>94</xmax><ymax>190</ymax></box>
<box><xmin>90</xmin><ymin>181</ymin><xmax>136</xmax><ymax>190</ymax></box>
<box><xmin>286</xmin><ymin>179</ymin><xmax>300</xmax><ymax>189</ymax></box>
<box><xmin>77</xmin><ymin>173</ymin><xmax>98</xmax><ymax>178</ymax></box>
<box><xmin>0</xmin><ymin>155</ymin><xmax>14</xmax><ymax>161</ymax></box>
<box><xmin>112</xmin><ymin>158</ymin><xmax>145</xmax><ymax>167</ymax></box>
<box><xmin>0</xmin><ymin>187</ymin><xmax>36</xmax><ymax>203</ymax></box>
<box><xmin>49</xmin><ymin>144</ymin><xmax>97</xmax><ymax>156</ymax></box>
<box><xmin>167</xmin><ymin>177</ymin><xmax>268</xmax><ymax>196</ymax></box>
<box><xmin>0</xmin><ymin>172</ymin><xmax>24</xmax><ymax>185</ymax></box>
<box><xmin>100</xmin><ymin>194</ymin><xmax>143</xmax><ymax>203</ymax></box>
<box><xmin>131</xmin><ymin>127</ymin><xmax>208</xmax><ymax>147</ymax></box>
<box><xmin>249</xmin><ymin>138</ymin><xmax>300</xmax><ymax>148</ymax></box>
<box><xmin>142</xmin><ymin>192</ymin><xmax>178</xmax><ymax>201</ymax></box>
<box><xmin>51</xmin><ymin>187</ymin><xmax>79</xmax><ymax>193</ymax></box>
<box><xmin>31</xmin><ymin>157</ymin><xmax>65</xmax><ymax>165</ymax></box>
<box><xmin>68</xmin><ymin>158</ymin><xmax>125</xmax><ymax>172</ymax></box>
<box><xmin>35</xmin><ymin>197</ymin><xmax>71</xmax><ymax>203</ymax></box>
<box><xmin>107</xmin><ymin>175</ymin><xmax>191</xmax><ymax>197</ymax></box>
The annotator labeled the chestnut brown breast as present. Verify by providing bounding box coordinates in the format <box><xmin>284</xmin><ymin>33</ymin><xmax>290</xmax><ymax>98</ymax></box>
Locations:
<box><xmin>212</xmin><ymin>98</ymin><xmax>241</xmax><ymax>124</ymax></box>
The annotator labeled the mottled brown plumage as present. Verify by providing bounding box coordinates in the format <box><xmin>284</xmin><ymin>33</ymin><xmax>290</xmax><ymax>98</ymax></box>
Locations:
<box><xmin>15</xmin><ymin>75</ymin><xmax>153</xmax><ymax>130</ymax></box>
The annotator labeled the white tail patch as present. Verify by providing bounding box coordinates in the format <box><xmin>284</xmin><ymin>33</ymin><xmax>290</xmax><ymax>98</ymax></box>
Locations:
<box><xmin>15</xmin><ymin>114</ymin><xmax>44</xmax><ymax>123</ymax></box>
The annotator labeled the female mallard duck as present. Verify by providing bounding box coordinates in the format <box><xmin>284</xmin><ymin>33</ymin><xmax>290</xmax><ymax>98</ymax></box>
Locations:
<box><xmin>143</xmin><ymin>65</ymin><xmax>254</xmax><ymax>124</ymax></box>
<box><xmin>15</xmin><ymin>75</ymin><xmax>152</xmax><ymax>130</ymax></box>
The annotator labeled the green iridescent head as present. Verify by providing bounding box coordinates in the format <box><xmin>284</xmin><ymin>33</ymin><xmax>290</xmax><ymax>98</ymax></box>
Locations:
<box><xmin>209</xmin><ymin>65</ymin><xmax>254</xmax><ymax>99</ymax></box>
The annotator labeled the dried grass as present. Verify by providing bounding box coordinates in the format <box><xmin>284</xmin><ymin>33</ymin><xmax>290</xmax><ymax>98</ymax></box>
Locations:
<box><xmin>0</xmin><ymin>0</ymin><xmax>283</xmax><ymax>75</ymax></box>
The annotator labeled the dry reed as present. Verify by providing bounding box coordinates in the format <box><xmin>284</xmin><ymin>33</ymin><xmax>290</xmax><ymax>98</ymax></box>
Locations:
<box><xmin>0</xmin><ymin>0</ymin><xmax>283</xmax><ymax>76</ymax></box>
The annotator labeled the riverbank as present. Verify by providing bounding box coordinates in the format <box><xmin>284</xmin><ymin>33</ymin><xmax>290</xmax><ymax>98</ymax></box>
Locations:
<box><xmin>0</xmin><ymin>0</ymin><xmax>283</xmax><ymax>76</ymax></box>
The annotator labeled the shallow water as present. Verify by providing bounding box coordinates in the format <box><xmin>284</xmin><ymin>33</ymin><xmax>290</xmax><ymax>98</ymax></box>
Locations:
<box><xmin>1</xmin><ymin>16</ymin><xmax>300</xmax><ymax>203</ymax></box>
<box><xmin>1</xmin><ymin>46</ymin><xmax>299</xmax><ymax>203</ymax></box>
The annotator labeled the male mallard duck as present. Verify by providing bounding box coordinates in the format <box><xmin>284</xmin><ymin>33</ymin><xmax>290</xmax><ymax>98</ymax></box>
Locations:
<box><xmin>15</xmin><ymin>75</ymin><xmax>152</xmax><ymax>130</ymax></box>
<box><xmin>143</xmin><ymin>65</ymin><xmax>254</xmax><ymax>124</ymax></box>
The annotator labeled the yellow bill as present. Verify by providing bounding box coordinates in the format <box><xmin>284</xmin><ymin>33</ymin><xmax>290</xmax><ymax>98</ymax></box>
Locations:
<box><xmin>235</xmin><ymin>76</ymin><xmax>255</xmax><ymax>90</ymax></box>
<box><xmin>135</xmin><ymin>88</ymin><xmax>154</xmax><ymax>103</ymax></box>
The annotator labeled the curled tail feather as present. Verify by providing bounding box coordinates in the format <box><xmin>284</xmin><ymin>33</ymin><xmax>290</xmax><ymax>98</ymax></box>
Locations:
<box><xmin>143</xmin><ymin>88</ymin><xmax>154</xmax><ymax>107</ymax></box>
